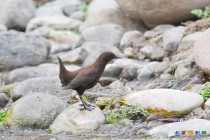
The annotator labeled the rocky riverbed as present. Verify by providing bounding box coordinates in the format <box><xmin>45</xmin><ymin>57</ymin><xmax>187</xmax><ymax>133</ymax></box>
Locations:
<box><xmin>1</xmin><ymin>0</ymin><xmax>210</xmax><ymax>139</ymax></box>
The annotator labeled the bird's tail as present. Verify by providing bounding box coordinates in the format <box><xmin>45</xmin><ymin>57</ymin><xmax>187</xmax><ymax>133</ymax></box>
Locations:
<box><xmin>57</xmin><ymin>56</ymin><xmax>67</xmax><ymax>73</ymax></box>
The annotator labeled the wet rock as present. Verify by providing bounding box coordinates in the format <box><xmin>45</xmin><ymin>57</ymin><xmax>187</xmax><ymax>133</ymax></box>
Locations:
<box><xmin>0</xmin><ymin>0</ymin><xmax>36</xmax><ymax>30</ymax></box>
<box><xmin>140</xmin><ymin>45</ymin><xmax>165</xmax><ymax>61</ymax></box>
<box><xmin>194</xmin><ymin>28</ymin><xmax>210</xmax><ymax>76</ymax></box>
<box><xmin>103</xmin><ymin>64</ymin><xmax>123</xmax><ymax>78</ymax></box>
<box><xmin>120</xmin><ymin>30</ymin><xmax>142</xmax><ymax>49</ymax></box>
<box><xmin>121</xmin><ymin>66</ymin><xmax>138</xmax><ymax>80</ymax></box>
<box><xmin>0</xmin><ymin>93</ymin><xmax>9</xmax><ymax>107</ymax></box>
<box><xmin>137</xmin><ymin>66</ymin><xmax>154</xmax><ymax>80</ymax></box>
<box><xmin>70</xmin><ymin>11</ymin><xmax>86</xmax><ymax>21</ymax></box>
<box><xmin>124</xmin><ymin>89</ymin><xmax>204</xmax><ymax>117</ymax></box>
<box><xmin>82</xmin><ymin>24</ymin><xmax>124</xmax><ymax>47</ymax></box>
<box><xmin>4</xmin><ymin>93</ymin><xmax>67</xmax><ymax>128</ymax></box>
<box><xmin>26</xmin><ymin>16</ymin><xmax>82</xmax><ymax>31</ymax></box>
<box><xmin>116</xmin><ymin>0</ymin><xmax>210</xmax><ymax>28</ymax></box>
<box><xmin>149</xmin><ymin>119</ymin><xmax>210</xmax><ymax>137</ymax></box>
<box><xmin>0</xmin><ymin>32</ymin><xmax>50</xmax><ymax>71</ymax></box>
<box><xmin>5</xmin><ymin>64</ymin><xmax>79</xmax><ymax>84</ymax></box>
<box><xmin>163</xmin><ymin>26</ymin><xmax>185</xmax><ymax>52</ymax></box>
<box><xmin>36</xmin><ymin>0</ymin><xmax>81</xmax><ymax>17</ymax></box>
<box><xmin>80</xmin><ymin>0</ymin><xmax>145</xmax><ymax>32</ymax></box>
<box><xmin>49</xmin><ymin>102</ymin><xmax>105</xmax><ymax>134</ymax></box>
<box><xmin>11</xmin><ymin>76</ymin><xmax>74</xmax><ymax>102</ymax></box>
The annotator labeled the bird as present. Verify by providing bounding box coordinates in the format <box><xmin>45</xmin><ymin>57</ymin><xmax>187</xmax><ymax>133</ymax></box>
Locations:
<box><xmin>57</xmin><ymin>51</ymin><xmax>120</xmax><ymax>111</ymax></box>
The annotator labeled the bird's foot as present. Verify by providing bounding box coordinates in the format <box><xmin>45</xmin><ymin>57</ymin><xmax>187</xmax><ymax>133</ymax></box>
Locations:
<box><xmin>80</xmin><ymin>106</ymin><xmax>95</xmax><ymax>111</ymax></box>
<box><xmin>80</xmin><ymin>103</ymin><xmax>95</xmax><ymax>107</ymax></box>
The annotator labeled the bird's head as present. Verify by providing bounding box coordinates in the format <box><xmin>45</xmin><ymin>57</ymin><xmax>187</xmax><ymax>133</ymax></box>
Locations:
<box><xmin>98</xmin><ymin>51</ymin><xmax>120</xmax><ymax>63</ymax></box>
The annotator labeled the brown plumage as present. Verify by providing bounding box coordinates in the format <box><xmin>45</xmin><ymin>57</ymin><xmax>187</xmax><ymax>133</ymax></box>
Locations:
<box><xmin>57</xmin><ymin>51</ymin><xmax>120</xmax><ymax>111</ymax></box>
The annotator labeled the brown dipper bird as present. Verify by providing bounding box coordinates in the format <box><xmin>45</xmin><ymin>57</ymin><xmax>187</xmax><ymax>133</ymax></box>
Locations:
<box><xmin>57</xmin><ymin>51</ymin><xmax>120</xmax><ymax>111</ymax></box>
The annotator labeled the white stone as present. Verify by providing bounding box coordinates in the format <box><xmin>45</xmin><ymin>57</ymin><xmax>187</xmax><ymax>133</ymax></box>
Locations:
<box><xmin>49</xmin><ymin>103</ymin><xmax>105</xmax><ymax>134</ymax></box>
<box><xmin>124</xmin><ymin>89</ymin><xmax>204</xmax><ymax>116</ymax></box>
<box><xmin>149</xmin><ymin>119</ymin><xmax>210</xmax><ymax>137</ymax></box>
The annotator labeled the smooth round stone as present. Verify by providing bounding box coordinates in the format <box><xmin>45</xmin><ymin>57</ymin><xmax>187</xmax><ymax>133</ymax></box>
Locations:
<box><xmin>124</xmin><ymin>89</ymin><xmax>204</xmax><ymax>117</ymax></box>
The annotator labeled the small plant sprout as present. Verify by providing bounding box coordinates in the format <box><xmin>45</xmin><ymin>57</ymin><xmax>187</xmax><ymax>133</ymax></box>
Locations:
<box><xmin>199</xmin><ymin>82</ymin><xmax>210</xmax><ymax>101</ymax></box>
<box><xmin>0</xmin><ymin>108</ymin><xmax>8</xmax><ymax>125</ymax></box>
<box><xmin>191</xmin><ymin>6</ymin><xmax>210</xmax><ymax>21</ymax></box>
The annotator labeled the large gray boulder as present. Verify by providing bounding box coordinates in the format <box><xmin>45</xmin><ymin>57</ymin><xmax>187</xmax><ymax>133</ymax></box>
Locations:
<box><xmin>49</xmin><ymin>103</ymin><xmax>105</xmax><ymax>134</ymax></box>
<box><xmin>80</xmin><ymin>0</ymin><xmax>146</xmax><ymax>32</ymax></box>
<box><xmin>11</xmin><ymin>76</ymin><xmax>73</xmax><ymax>102</ymax></box>
<box><xmin>0</xmin><ymin>32</ymin><xmax>50</xmax><ymax>71</ymax></box>
<box><xmin>82</xmin><ymin>24</ymin><xmax>124</xmax><ymax>47</ymax></box>
<box><xmin>35</xmin><ymin>0</ymin><xmax>81</xmax><ymax>17</ymax></box>
<box><xmin>116</xmin><ymin>0</ymin><xmax>210</xmax><ymax>28</ymax></box>
<box><xmin>0</xmin><ymin>0</ymin><xmax>36</xmax><ymax>29</ymax></box>
<box><xmin>124</xmin><ymin>89</ymin><xmax>204</xmax><ymax>117</ymax></box>
<box><xmin>4</xmin><ymin>93</ymin><xmax>67</xmax><ymax>128</ymax></box>
<box><xmin>5</xmin><ymin>64</ymin><xmax>80</xmax><ymax>84</ymax></box>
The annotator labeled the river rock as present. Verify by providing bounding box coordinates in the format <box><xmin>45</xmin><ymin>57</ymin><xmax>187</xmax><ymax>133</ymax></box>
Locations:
<box><xmin>149</xmin><ymin>119</ymin><xmax>210</xmax><ymax>137</ymax></box>
<box><xmin>103</xmin><ymin>64</ymin><xmax>123</xmax><ymax>78</ymax></box>
<box><xmin>82</xmin><ymin>24</ymin><xmax>124</xmax><ymax>47</ymax></box>
<box><xmin>137</xmin><ymin>65</ymin><xmax>155</xmax><ymax>80</ymax></box>
<box><xmin>120</xmin><ymin>66</ymin><xmax>138</xmax><ymax>80</ymax></box>
<box><xmin>124</xmin><ymin>89</ymin><xmax>204</xmax><ymax>117</ymax></box>
<box><xmin>26</xmin><ymin>16</ymin><xmax>82</xmax><ymax>31</ymax></box>
<box><xmin>140</xmin><ymin>45</ymin><xmax>165</xmax><ymax>61</ymax></box>
<box><xmin>80</xmin><ymin>0</ymin><xmax>145</xmax><ymax>32</ymax></box>
<box><xmin>4</xmin><ymin>93</ymin><xmax>67</xmax><ymax>128</ymax></box>
<box><xmin>70</xmin><ymin>11</ymin><xmax>86</xmax><ymax>21</ymax></box>
<box><xmin>0</xmin><ymin>0</ymin><xmax>36</xmax><ymax>30</ymax></box>
<box><xmin>48</xmin><ymin>30</ymin><xmax>80</xmax><ymax>44</ymax></box>
<box><xmin>52</xmin><ymin>42</ymin><xmax>124</xmax><ymax>65</ymax></box>
<box><xmin>0</xmin><ymin>24</ymin><xmax>7</xmax><ymax>31</ymax></box>
<box><xmin>5</xmin><ymin>64</ymin><xmax>80</xmax><ymax>84</ymax></box>
<box><xmin>0</xmin><ymin>93</ymin><xmax>9</xmax><ymax>107</ymax></box>
<box><xmin>36</xmin><ymin>0</ymin><xmax>81</xmax><ymax>17</ymax></box>
<box><xmin>114</xmin><ymin>58</ymin><xmax>142</xmax><ymax>68</ymax></box>
<box><xmin>120</xmin><ymin>30</ymin><xmax>142</xmax><ymax>49</ymax></box>
<box><xmin>144</xmin><ymin>24</ymin><xmax>175</xmax><ymax>38</ymax></box>
<box><xmin>0</xmin><ymin>32</ymin><xmax>50</xmax><ymax>71</ymax></box>
<box><xmin>116</xmin><ymin>0</ymin><xmax>210</xmax><ymax>28</ymax></box>
<box><xmin>11</xmin><ymin>76</ymin><xmax>74</xmax><ymax>102</ymax></box>
<box><xmin>163</xmin><ymin>26</ymin><xmax>185</xmax><ymax>52</ymax></box>
<box><xmin>194</xmin><ymin>28</ymin><xmax>210</xmax><ymax>76</ymax></box>
<box><xmin>49</xmin><ymin>102</ymin><xmax>105</xmax><ymax>134</ymax></box>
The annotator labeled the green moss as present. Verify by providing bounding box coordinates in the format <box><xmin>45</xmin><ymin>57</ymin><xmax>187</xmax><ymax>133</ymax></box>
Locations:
<box><xmin>80</xmin><ymin>2</ymin><xmax>88</xmax><ymax>13</ymax></box>
<box><xmin>48</xmin><ymin>127</ymin><xmax>52</xmax><ymax>133</ymax></box>
<box><xmin>104</xmin><ymin>104</ymin><xmax>149</xmax><ymax>124</ymax></box>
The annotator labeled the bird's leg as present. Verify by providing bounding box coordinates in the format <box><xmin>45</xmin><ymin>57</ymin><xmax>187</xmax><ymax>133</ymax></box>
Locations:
<box><xmin>79</xmin><ymin>96</ymin><xmax>95</xmax><ymax>107</ymax></box>
<box><xmin>79</xmin><ymin>95</ymin><xmax>95</xmax><ymax>111</ymax></box>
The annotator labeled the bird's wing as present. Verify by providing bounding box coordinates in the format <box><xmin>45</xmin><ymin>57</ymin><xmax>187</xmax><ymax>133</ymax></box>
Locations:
<box><xmin>65</xmin><ymin>68</ymin><xmax>98</xmax><ymax>89</ymax></box>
